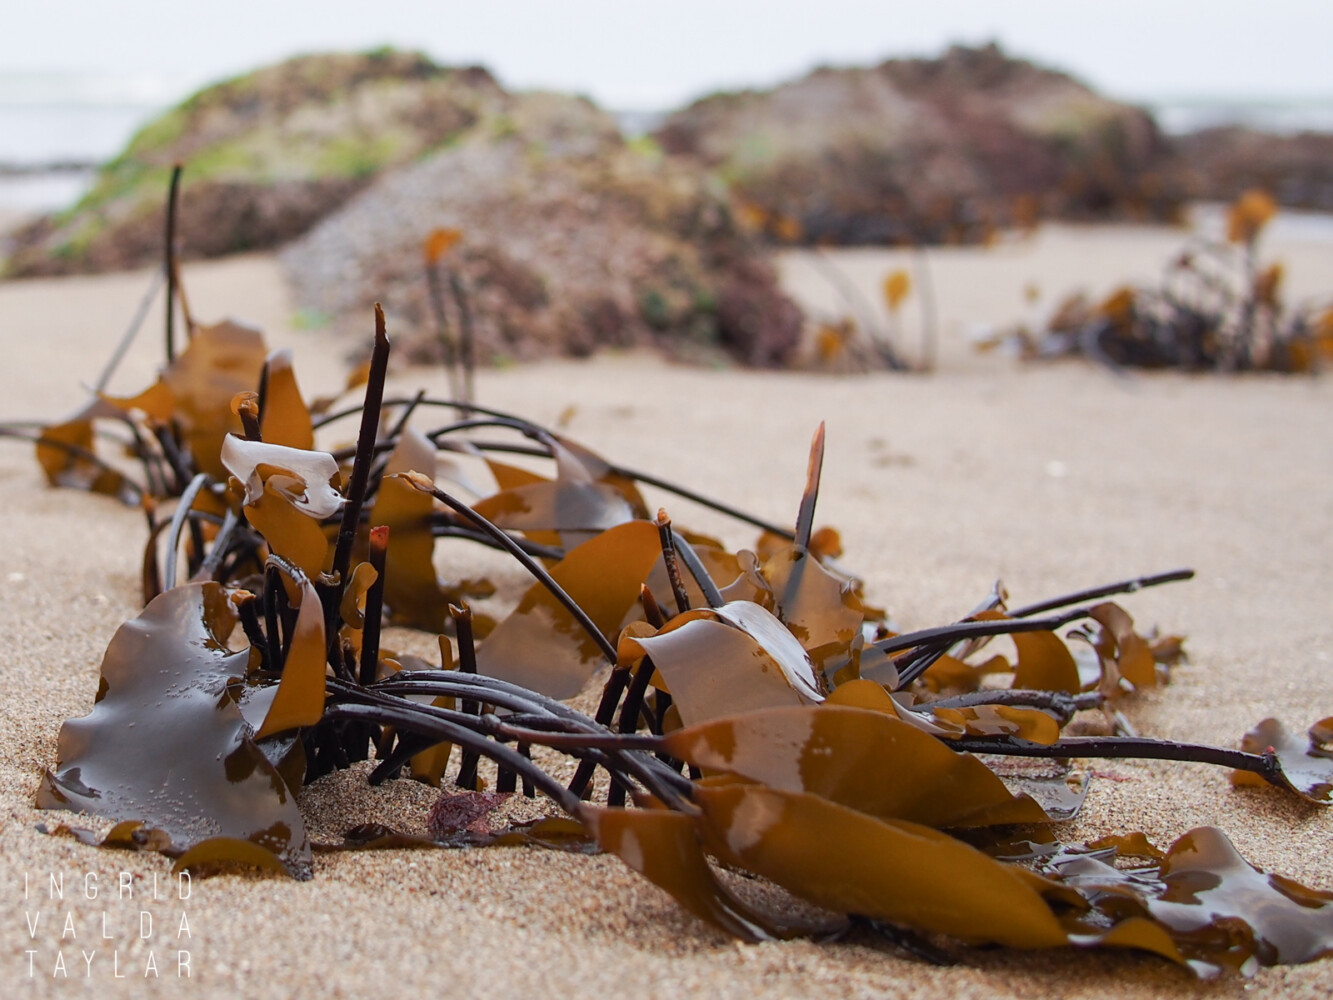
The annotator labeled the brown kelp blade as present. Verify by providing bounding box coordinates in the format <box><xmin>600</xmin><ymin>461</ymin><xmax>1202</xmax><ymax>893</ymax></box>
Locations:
<box><xmin>1233</xmin><ymin>717</ymin><xmax>1333</xmax><ymax>803</ymax></box>
<box><xmin>163</xmin><ymin>320</ymin><xmax>268</xmax><ymax>480</ymax></box>
<box><xmin>1045</xmin><ymin>826</ymin><xmax>1333</xmax><ymax>975</ymax></box>
<box><xmin>252</xmin><ymin>575</ymin><xmax>327</xmax><ymax>739</ymax></box>
<box><xmin>580</xmin><ymin>803</ymin><xmax>842</xmax><ymax>942</ymax></box>
<box><xmin>661</xmin><ymin>705</ymin><xmax>1050</xmax><ymax>828</ymax></box>
<box><xmin>474</xmin><ymin>520</ymin><xmax>663</xmax><ymax>698</ymax></box>
<box><xmin>36</xmin><ymin>582</ymin><xmax>310</xmax><ymax>877</ymax></box>
<box><xmin>258</xmin><ymin>349</ymin><xmax>315</xmax><ymax>450</ymax></box>
<box><xmin>693</xmin><ymin>783</ymin><xmax>1070</xmax><ymax>948</ymax></box>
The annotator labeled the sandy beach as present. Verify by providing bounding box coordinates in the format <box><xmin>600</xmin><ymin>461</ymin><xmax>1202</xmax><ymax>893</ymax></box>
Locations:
<box><xmin>1</xmin><ymin>219</ymin><xmax>1331</xmax><ymax>997</ymax></box>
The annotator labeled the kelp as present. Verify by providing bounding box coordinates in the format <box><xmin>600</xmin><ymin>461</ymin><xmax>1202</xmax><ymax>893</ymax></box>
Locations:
<box><xmin>980</xmin><ymin>189</ymin><xmax>1333</xmax><ymax>373</ymax></box>
<box><xmin>8</xmin><ymin>182</ymin><xmax>1332</xmax><ymax>980</ymax></box>
<box><xmin>35</xmin><ymin>582</ymin><xmax>311</xmax><ymax>877</ymax></box>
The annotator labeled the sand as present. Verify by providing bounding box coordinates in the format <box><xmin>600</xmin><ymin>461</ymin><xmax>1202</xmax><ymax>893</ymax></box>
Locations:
<box><xmin>1</xmin><ymin>220</ymin><xmax>1331</xmax><ymax>997</ymax></box>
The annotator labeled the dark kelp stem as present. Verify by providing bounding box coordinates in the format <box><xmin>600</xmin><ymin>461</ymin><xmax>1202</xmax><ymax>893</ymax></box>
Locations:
<box><xmin>233</xmin><ymin>590</ymin><xmax>269</xmax><ymax>671</ymax></box>
<box><xmin>94</xmin><ymin>266</ymin><xmax>165</xmax><ymax>394</ymax></box>
<box><xmin>331</xmin><ymin>306</ymin><xmax>391</xmax><ymax>590</ymax></box>
<box><xmin>920</xmin><ymin>689</ymin><xmax>1103</xmax><ymax>725</ymax></box>
<box><xmin>656</xmin><ymin>510</ymin><xmax>691</xmax><ymax>616</ymax></box>
<box><xmin>452</xmin><ymin>603</ymin><xmax>481</xmax><ymax>791</ymax></box>
<box><xmin>795</xmin><ymin>422</ymin><xmax>825</xmax><ymax>550</ymax></box>
<box><xmin>163</xmin><ymin>163</ymin><xmax>183</xmax><ymax>364</ymax></box>
<box><xmin>944</xmin><ymin>734</ymin><xmax>1283</xmax><ymax>782</ymax></box>
<box><xmin>325</xmin><ymin>702</ymin><xmax>580</xmax><ymax>813</ymax></box>
<box><xmin>310</xmin><ymin>396</ymin><xmax>796</xmax><ymax>539</ymax></box>
<box><xmin>448</xmin><ymin>270</ymin><xmax>476</xmax><ymax>415</ymax></box>
<box><xmin>359</xmin><ymin>526</ymin><xmax>389</xmax><ymax>686</ymax></box>
<box><xmin>876</xmin><ymin>605</ymin><xmax>1095</xmax><ymax>656</ymax></box>
<box><xmin>424</xmin><ymin>257</ymin><xmax>459</xmax><ymax>400</ymax></box>
<box><xmin>161</xmin><ymin>473</ymin><xmax>209</xmax><ymax>590</ymax></box>
<box><xmin>1007</xmin><ymin>569</ymin><xmax>1195</xmax><ymax>618</ymax></box>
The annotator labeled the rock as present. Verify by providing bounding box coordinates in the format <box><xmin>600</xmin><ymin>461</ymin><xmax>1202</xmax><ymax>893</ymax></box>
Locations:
<box><xmin>655</xmin><ymin>43</ymin><xmax>1182</xmax><ymax>245</ymax></box>
<box><xmin>281</xmin><ymin>92</ymin><xmax>802</xmax><ymax>367</ymax></box>
<box><xmin>3</xmin><ymin>50</ymin><xmax>510</xmax><ymax>277</ymax></box>
<box><xmin>1171</xmin><ymin>127</ymin><xmax>1333</xmax><ymax>212</ymax></box>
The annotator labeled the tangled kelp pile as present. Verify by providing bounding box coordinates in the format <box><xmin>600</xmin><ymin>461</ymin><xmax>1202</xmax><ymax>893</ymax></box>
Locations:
<box><xmin>5</xmin><ymin>284</ymin><xmax>1332</xmax><ymax>980</ymax></box>
<box><xmin>984</xmin><ymin>190</ymin><xmax>1333</xmax><ymax>372</ymax></box>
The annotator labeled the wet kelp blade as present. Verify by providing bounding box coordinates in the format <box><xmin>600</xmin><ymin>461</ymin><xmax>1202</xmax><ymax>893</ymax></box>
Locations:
<box><xmin>580</xmin><ymin>804</ymin><xmax>843</xmax><ymax>942</ymax></box>
<box><xmin>1233</xmin><ymin>717</ymin><xmax>1333</xmax><ymax>803</ymax></box>
<box><xmin>252</xmin><ymin>574</ymin><xmax>327</xmax><ymax>739</ymax></box>
<box><xmin>661</xmin><ymin>705</ymin><xmax>1049</xmax><ymax>828</ymax></box>
<box><xmin>1041</xmin><ymin>826</ymin><xmax>1333</xmax><ymax>975</ymax></box>
<box><xmin>692</xmin><ymin>783</ymin><xmax>1072</xmax><ymax>949</ymax></box>
<box><xmin>474</xmin><ymin>520</ymin><xmax>663</xmax><ymax>699</ymax></box>
<box><xmin>36</xmin><ymin>582</ymin><xmax>310</xmax><ymax>877</ymax></box>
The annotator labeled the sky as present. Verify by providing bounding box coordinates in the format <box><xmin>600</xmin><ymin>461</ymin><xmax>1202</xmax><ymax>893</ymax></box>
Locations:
<box><xmin>1</xmin><ymin>0</ymin><xmax>1329</xmax><ymax>110</ymax></box>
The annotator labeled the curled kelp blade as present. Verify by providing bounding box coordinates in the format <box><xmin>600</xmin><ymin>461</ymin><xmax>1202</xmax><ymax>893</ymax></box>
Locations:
<box><xmin>661</xmin><ymin>705</ymin><xmax>1050</xmax><ymax>828</ymax></box>
<box><xmin>221</xmin><ymin>434</ymin><xmax>344</xmax><ymax>518</ymax></box>
<box><xmin>1233</xmin><ymin>717</ymin><xmax>1333</xmax><ymax>804</ymax></box>
<box><xmin>621</xmin><ymin>601</ymin><xmax>824</xmax><ymax>727</ymax></box>
<box><xmin>36</xmin><ymin>582</ymin><xmax>310</xmax><ymax>877</ymax></box>
<box><xmin>474</xmin><ymin>520</ymin><xmax>663</xmax><ymax>699</ymax></box>
<box><xmin>1086</xmin><ymin>602</ymin><xmax>1160</xmax><ymax>689</ymax></box>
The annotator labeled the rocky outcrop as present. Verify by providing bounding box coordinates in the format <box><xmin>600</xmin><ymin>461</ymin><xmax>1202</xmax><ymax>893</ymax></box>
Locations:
<box><xmin>1171</xmin><ymin>127</ymin><xmax>1333</xmax><ymax>212</ymax></box>
<box><xmin>3</xmin><ymin>50</ymin><xmax>510</xmax><ymax>277</ymax></box>
<box><xmin>281</xmin><ymin>92</ymin><xmax>802</xmax><ymax>367</ymax></box>
<box><xmin>656</xmin><ymin>43</ymin><xmax>1182</xmax><ymax>245</ymax></box>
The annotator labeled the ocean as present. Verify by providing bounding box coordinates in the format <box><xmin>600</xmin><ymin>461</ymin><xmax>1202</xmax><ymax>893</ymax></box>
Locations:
<box><xmin>2</xmin><ymin>72</ymin><xmax>1332</xmax><ymax>223</ymax></box>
